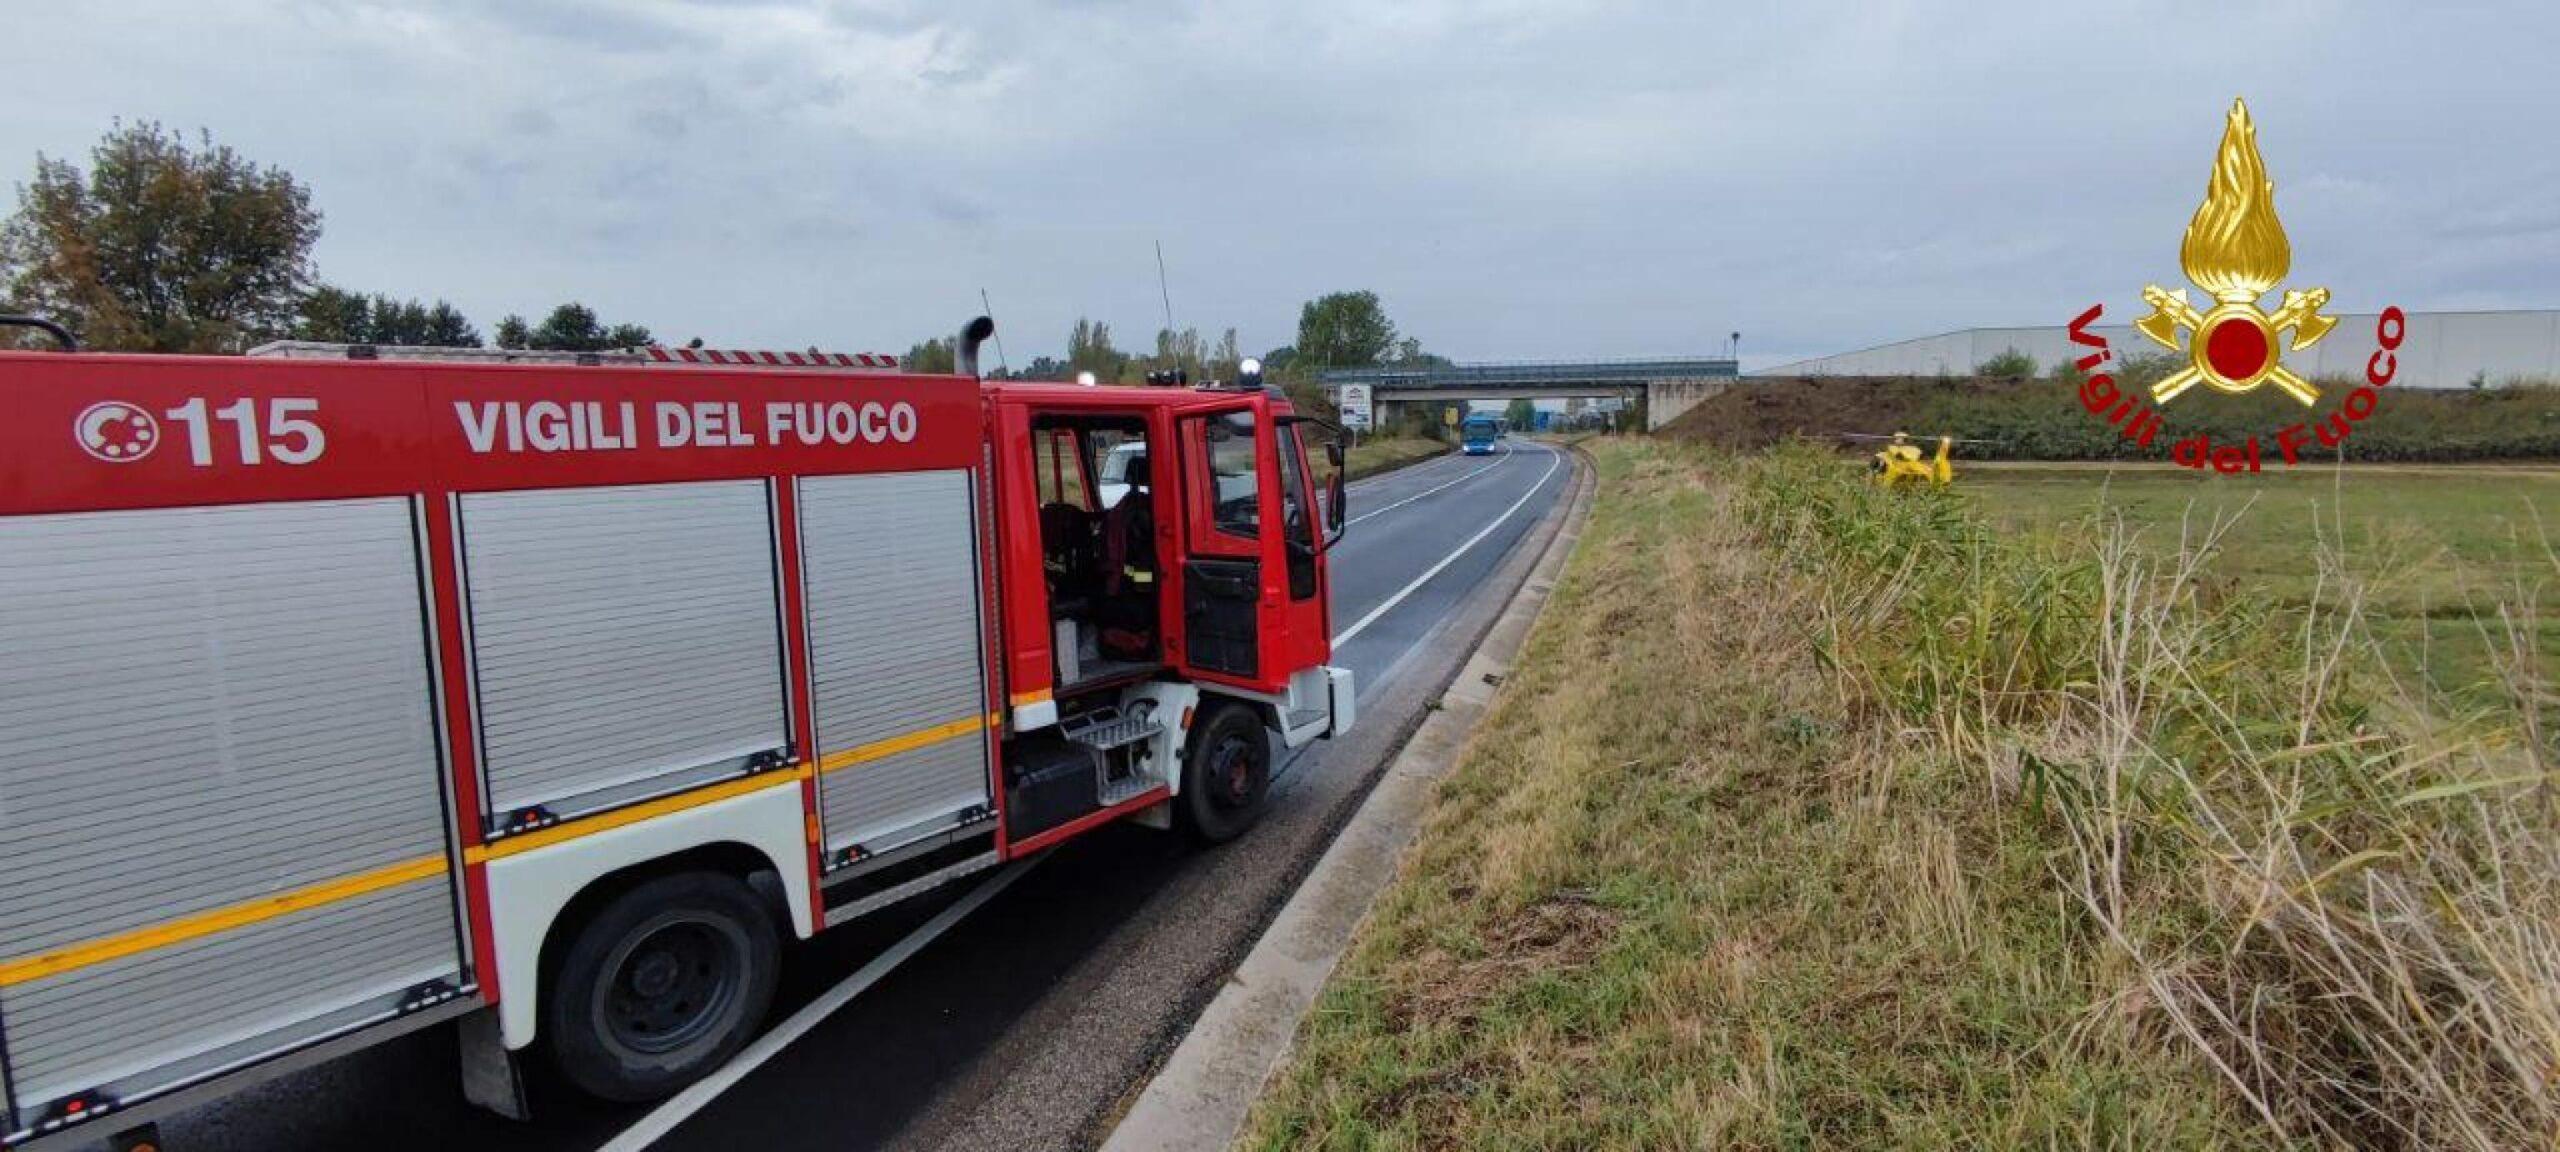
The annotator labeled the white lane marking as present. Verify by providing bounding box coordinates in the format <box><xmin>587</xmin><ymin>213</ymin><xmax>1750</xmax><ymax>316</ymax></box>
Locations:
<box><xmin>596</xmin><ymin>856</ymin><xmax>1045</xmax><ymax>1152</ymax></box>
<box><xmin>1346</xmin><ymin>444</ymin><xmax>1511</xmax><ymax>526</ymax></box>
<box><xmin>1331</xmin><ymin>441</ymin><xmax>1562</xmax><ymax>647</ymax></box>
<box><xmin>1346</xmin><ymin>446</ymin><xmax>1466</xmax><ymax>492</ymax></box>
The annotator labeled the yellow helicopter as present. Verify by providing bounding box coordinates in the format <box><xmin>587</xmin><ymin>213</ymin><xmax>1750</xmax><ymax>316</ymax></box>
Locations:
<box><xmin>1839</xmin><ymin>432</ymin><xmax>1983</xmax><ymax>489</ymax></box>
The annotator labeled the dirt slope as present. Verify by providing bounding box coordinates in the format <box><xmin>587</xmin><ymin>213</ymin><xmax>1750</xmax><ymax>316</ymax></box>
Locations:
<box><xmin>1659</xmin><ymin>375</ymin><xmax>2032</xmax><ymax>449</ymax></box>
<box><xmin>1659</xmin><ymin>374</ymin><xmax>2560</xmax><ymax>462</ymax></box>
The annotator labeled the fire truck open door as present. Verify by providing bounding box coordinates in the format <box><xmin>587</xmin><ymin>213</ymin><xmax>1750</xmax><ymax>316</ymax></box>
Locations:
<box><xmin>1174</xmin><ymin>402</ymin><xmax>1284</xmax><ymax>693</ymax></box>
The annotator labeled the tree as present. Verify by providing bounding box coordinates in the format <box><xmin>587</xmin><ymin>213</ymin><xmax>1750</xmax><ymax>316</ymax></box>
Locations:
<box><xmin>1152</xmin><ymin>326</ymin><xmax>1208</xmax><ymax>382</ymax></box>
<box><xmin>294</xmin><ymin>287</ymin><xmax>481</xmax><ymax>347</ymax></box>
<box><xmin>370</xmin><ymin>296</ymin><xmax>429</xmax><ymax>344</ymax></box>
<box><xmin>421</xmin><ymin>301</ymin><xmax>480</xmax><ymax>347</ymax></box>
<box><xmin>1295</xmin><ymin>291</ymin><xmax>1396</xmax><ymax>370</ymax></box>
<box><xmin>1977</xmin><ymin>348</ymin><xmax>2036</xmax><ymax>378</ymax></box>
<box><xmin>1022</xmin><ymin>354</ymin><xmax>1066</xmax><ymax>381</ymax></box>
<box><xmin>1387</xmin><ymin>336</ymin><xmax>1451</xmax><ymax>369</ymax></box>
<box><xmin>2</xmin><ymin>121</ymin><xmax>321</xmax><ymax>351</ymax></box>
<box><xmin>1213</xmin><ymin>327</ymin><xmax>1242</xmax><ymax>380</ymax></box>
<box><xmin>295</xmin><ymin>285</ymin><xmax>372</xmax><ymax>343</ymax></box>
<box><xmin>531</xmin><ymin>304</ymin><xmax>602</xmax><ymax>350</ymax></box>
<box><xmin>1505</xmin><ymin>398</ymin><xmax>1537</xmax><ymax>428</ymax></box>
<box><xmin>500</xmin><ymin>302</ymin><xmax>650</xmax><ymax>352</ymax></box>
<box><xmin>1066</xmin><ymin>317</ymin><xmax>1127</xmax><ymax>382</ymax></box>
<box><xmin>905</xmin><ymin>336</ymin><xmax>956</xmax><ymax>374</ymax></box>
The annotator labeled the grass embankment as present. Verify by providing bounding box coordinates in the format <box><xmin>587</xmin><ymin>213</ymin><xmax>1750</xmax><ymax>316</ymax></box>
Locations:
<box><xmin>1245</xmin><ymin>439</ymin><xmax>2560</xmax><ymax>1150</ymax></box>
<box><xmin>1664</xmin><ymin>373</ymin><xmax>2560</xmax><ymax>462</ymax></box>
<box><xmin>1345</xmin><ymin>436</ymin><xmax>1451</xmax><ymax>480</ymax></box>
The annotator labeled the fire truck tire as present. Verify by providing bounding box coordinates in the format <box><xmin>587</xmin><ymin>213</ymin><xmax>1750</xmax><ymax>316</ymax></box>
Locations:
<box><xmin>544</xmin><ymin>871</ymin><xmax>780</xmax><ymax>1103</ymax></box>
<box><xmin>1180</xmin><ymin>701</ymin><xmax>1272</xmax><ymax>843</ymax></box>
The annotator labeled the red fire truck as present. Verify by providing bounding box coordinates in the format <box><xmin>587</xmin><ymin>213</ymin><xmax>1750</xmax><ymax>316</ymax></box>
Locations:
<box><xmin>0</xmin><ymin>316</ymin><xmax>1353</xmax><ymax>1148</ymax></box>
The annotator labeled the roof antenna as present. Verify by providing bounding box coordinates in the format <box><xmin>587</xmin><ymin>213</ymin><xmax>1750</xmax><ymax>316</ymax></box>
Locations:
<box><xmin>978</xmin><ymin>288</ymin><xmax>1009</xmax><ymax>375</ymax></box>
<box><xmin>1154</xmin><ymin>240</ymin><xmax>1176</xmax><ymax>333</ymax></box>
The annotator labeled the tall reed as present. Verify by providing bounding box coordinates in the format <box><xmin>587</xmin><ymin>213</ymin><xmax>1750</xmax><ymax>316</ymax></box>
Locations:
<box><xmin>1740</xmin><ymin>443</ymin><xmax>2560</xmax><ymax>1149</ymax></box>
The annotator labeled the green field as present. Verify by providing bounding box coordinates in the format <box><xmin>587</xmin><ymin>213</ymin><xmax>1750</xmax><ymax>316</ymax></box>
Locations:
<box><xmin>1344</xmin><ymin>436</ymin><xmax>1451</xmax><ymax>480</ymax></box>
<box><xmin>1961</xmin><ymin>463</ymin><xmax>2560</xmax><ymax>705</ymax></box>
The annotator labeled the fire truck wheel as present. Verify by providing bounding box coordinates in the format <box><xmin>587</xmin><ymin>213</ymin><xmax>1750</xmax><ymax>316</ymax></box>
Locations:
<box><xmin>1181</xmin><ymin>702</ymin><xmax>1272</xmax><ymax>843</ymax></box>
<box><xmin>545</xmin><ymin>871</ymin><xmax>780</xmax><ymax>1103</ymax></box>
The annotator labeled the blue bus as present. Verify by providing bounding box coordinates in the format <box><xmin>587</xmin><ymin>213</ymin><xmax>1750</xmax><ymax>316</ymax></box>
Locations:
<box><xmin>1460</xmin><ymin>412</ymin><xmax>1502</xmax><ymax>455</ymax></box>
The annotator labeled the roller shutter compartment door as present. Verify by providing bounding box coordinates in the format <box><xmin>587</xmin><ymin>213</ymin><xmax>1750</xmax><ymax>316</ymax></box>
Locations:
<box><xmin>798</xmin><ymin>470</ymin><xmax>992</xmax><ymax>858</ymax></box>
<box><xmin>0</xmin><ymin>498</ymin><xmax>461</xmax><ymax>1123</ymax></box>
<box><xmin>460</xmin><ymin>481</ymin><xmax>789</xmax><ymax>824</ymax></box>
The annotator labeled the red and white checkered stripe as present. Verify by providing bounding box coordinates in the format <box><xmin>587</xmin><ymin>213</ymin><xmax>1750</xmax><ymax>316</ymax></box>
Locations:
<box><xmin>643</xmin><ymin>346</ymin><xmax>901</xmax><ymax>370</ymax></box>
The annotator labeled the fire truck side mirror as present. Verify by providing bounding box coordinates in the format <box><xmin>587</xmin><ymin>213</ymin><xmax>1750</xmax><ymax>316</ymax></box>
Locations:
<box><xmin>1300</xmin><ymin>418</ymin><xmax>1349</xmax><ymax>548</ymax></box>
<box><xmin>1326</xmin><ymin>467</ymin><xmax>1346</xmax><ymax>548</ymax></box>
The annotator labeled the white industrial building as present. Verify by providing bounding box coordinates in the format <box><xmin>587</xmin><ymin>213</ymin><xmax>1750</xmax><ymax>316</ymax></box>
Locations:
<box><xmin>1762</xmin><ymin>309</ymin><xmax>2560</xmax><ymax>388</ymax></box>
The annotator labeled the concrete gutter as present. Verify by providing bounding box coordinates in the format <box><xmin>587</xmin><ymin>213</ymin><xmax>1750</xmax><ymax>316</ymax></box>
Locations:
<box><xmin>1101</xmin><ymin>442</ymin><xmax>1597</xmax><ymax>1152</ymax></box>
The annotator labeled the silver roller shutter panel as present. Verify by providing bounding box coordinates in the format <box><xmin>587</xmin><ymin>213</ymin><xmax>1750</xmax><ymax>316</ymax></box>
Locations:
<box><xmin>461</xmin><ymin>481</ymin><xmax>789</xmax><ymax>820</ymax></box>
<box><xmin>0</xmin><ymin>498</ymin><xmax>460</xmax><ymax>1116</ymax></box>
<box><xmin>3</xmin><ymin>880</ymin><xmax>456</xmax><ymax>1110</ymax></box>
<box><xmin>798</xmin><ymin>471</ymin><xmax>990</xmax><ymax>854</ymax></box>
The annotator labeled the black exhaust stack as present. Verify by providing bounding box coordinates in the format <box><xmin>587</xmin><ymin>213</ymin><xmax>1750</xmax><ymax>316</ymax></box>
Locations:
<box><xmin>956</xmin><ymin>315</ymin><xmax>996</xmax><ymax>379</ymax></box>
<box><xmin>0</xmin><ymin>314</ymin><xmax>79</xmax><ymax>351</ymax></box>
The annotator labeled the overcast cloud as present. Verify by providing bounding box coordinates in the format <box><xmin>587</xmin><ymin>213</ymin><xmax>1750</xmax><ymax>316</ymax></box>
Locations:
<box><xmin>10</xmin><ymin>1</ymin><xmax>2557</xmax><ymax>367</ymax></box>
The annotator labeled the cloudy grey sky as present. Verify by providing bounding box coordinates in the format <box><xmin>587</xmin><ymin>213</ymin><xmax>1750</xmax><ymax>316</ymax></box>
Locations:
<box><xmin>11</xmin><ymin>1</ymin><xmax>2557</xmax><ymax>367</ymax></box>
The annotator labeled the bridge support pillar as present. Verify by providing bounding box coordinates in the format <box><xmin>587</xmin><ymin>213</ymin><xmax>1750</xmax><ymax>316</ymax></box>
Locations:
<box><xmin>1645</xmin><ymin>378</ymin><xmax>1730</xmax><ymax>431</ymax></box>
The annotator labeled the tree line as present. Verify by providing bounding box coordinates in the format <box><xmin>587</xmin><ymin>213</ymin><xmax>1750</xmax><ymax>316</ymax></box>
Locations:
<box><xmin>1</xmin><ymin>122</ymin><xmax>651</xmax><ymax>353</ymax></box>
<box><xmin>2</xmin><ymin>123</ymin><xmax>1454</xmax><ymax>389</ymax></box>
<box><xmin>914</xmin><ymin>289</ymin><xmax>1446</xmax><ymax>390</ymax></box>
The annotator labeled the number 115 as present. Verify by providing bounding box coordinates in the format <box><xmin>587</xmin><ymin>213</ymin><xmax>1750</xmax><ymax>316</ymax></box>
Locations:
<box><xmin>164</xmin><ymin>398</ymin><xmax>327</xmax><ymax>466</ymax></box>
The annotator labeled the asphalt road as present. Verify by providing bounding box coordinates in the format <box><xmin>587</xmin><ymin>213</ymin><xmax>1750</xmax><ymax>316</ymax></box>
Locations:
<box><xmin>146</xmin><ymin>438</ymin><xmax>1570</xmax><ymax>1152</ymax></box>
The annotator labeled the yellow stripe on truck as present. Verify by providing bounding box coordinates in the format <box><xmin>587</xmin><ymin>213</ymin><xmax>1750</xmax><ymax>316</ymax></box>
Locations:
<box><xmin>470</xmin><ymin>767</ymin><xmax>810</xmax><ymax>862</ymax></box>
<box><xmin>0</xmin><ymin>769</ymin><xmax>815</xmax><ymax>989</ymax></box>
<box><xmin>816</xmin><ymin>713</ymin><xmax>996</xmax><ymax>775</ymax></box>
<box><xmin>0</xmin><ymin>712</ymin><xmax>998</xmax><ymax>987</ymax></box>
<box><xmin>0</xmin><ymin>854</ymin><xmax>447</xmax><ymax>988</ymax></box>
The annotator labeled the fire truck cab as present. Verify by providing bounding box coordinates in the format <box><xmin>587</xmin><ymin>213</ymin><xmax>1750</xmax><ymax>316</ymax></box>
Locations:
<box><xmin>0</xmin><ymin>319</ymin><xmax>1350</xmax><ymax>1147</ymax></box>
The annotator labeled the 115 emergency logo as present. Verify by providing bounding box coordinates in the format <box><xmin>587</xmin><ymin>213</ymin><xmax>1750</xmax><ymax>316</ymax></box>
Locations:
<box><xmin>72</xmin><ymin>400</ymin><xmax>160</xmax><ymax>462</ymax></box>
<box><xmin>2067</xmin><ymin>98</ymin><xmax>2409</xmax><ymax>470</ymax></box>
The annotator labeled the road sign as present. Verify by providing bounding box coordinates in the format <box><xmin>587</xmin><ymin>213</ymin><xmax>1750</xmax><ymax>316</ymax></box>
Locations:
<box><xmin>1338</xmin><ymin>383</ymin><xmax>1373</xmax><ymax>430</ymax></box>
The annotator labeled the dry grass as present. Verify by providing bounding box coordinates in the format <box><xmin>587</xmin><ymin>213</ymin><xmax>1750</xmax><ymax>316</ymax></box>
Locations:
<box><xmin>1242</xmin><ymin>439</ymin><xmax>2246</xmax><ymax>1150</ymax></box>
<box><xmin>1247</xmin><ymin>437</ymin><xmax>2560</xmax><ymax>1150</ymax></box>
<box><xmin>1743</xmin><ymin>444</ymin><xmax>2560</xmax><ymax>1149</ymax></box>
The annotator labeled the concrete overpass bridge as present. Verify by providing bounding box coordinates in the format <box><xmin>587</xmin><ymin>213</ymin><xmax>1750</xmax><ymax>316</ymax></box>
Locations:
<box><xmin>1318</xmin><ymin>356</ymin><xmax>1738</xmax><ymax>430</ymax></box>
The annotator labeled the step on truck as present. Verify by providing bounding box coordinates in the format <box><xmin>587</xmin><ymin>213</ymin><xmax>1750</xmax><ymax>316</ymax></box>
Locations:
<box><xmin>0</xmin><ymin>316</ymin><xmax>1354</xmax><ymax>1149</ymax></box>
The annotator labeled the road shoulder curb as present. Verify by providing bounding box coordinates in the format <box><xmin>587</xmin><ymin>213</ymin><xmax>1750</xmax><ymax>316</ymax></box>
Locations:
<box><xmin>1099</xmin><ymin>441</ymin><xmax>1598</xmax><ymax>1152</ymax></box>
